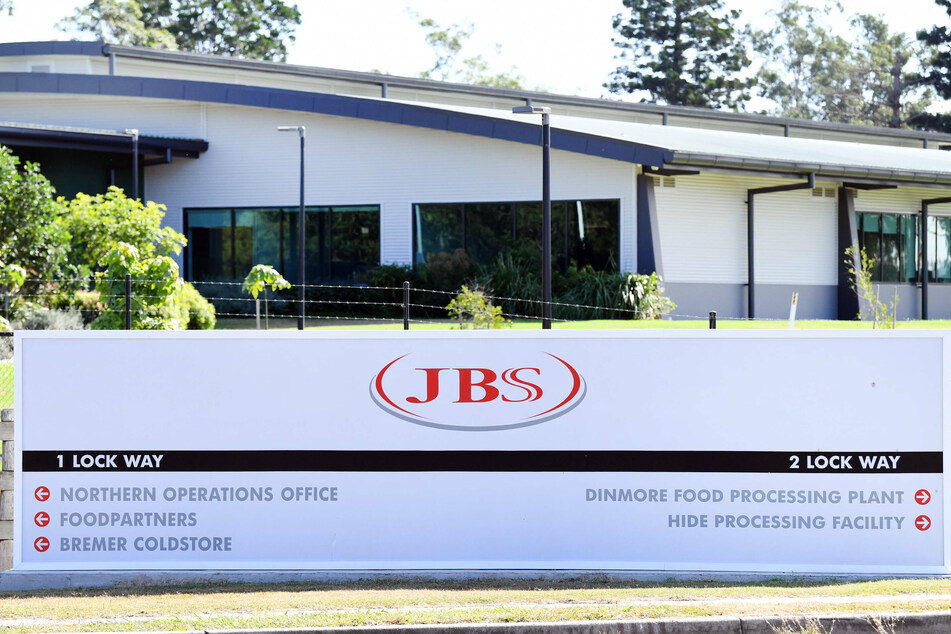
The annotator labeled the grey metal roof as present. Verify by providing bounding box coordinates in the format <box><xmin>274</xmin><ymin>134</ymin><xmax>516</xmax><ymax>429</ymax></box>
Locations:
<box><xmin>0</xmin><ymin>121</ymin><xmax>208</xmax><ymax>157</ymax></box>
<box><xmin>0</xmin><ymin>72</ymin><xmax>668</xmax><ymax>166</ymax></box>
<box><xmin>2</xmin><ymin>40</ymin><xmax>950</xmax><ymax>147</ymax></box>
<box><xmin>409</xmin><ymin>101</ymin><xmax>951</xmax><ymax>186</ymax></box>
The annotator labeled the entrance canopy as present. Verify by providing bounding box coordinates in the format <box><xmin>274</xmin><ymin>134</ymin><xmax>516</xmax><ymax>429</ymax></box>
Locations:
<box><xmin>0</xmin><ymin>122</ymin><xmax>208</xmax><ymax>159</ymax></box>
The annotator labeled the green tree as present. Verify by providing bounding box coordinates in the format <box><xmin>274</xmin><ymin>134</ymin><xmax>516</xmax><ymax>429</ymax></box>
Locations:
<box><xmin>411</xmin><ymin>12</ymin><xmax>525</xmax><ymax>89</ymax></box>
<box><xmin>606</xmin><ymin>0</ymin><xmax>753</xmax><ymax>109</ymax></box>
<box><xmin>751</xmin><ymin>1</ymin><xmax>851</xmax><ymax>120</ymax></box>
<box><xmin>90</xmin><ymin>242</ymin><xmax>180</xmax><ymax>330</ymax></box>
<box><xmin>57</xmin><ymin>0</ymin><xmax>177</xmax><ymax>48</ymax></box>
<box><xmin>60</xmin><ymin>0</ymin><xmax>301</xmax><ymax>61</ymax></box>
<box><xmin>847</xmin><ymin>14</ymin><xmax>933</xmax><ymax>127</ymax></box>
<box><xmin>753</xmin><ymin>2</ymin><xmax>933</xmax><ymax>126</ymax></box>
<box><xmin>59</xmin><ymin>187</ymin><xmax>186</xmax><ymax>275</ymax></box>
<box><xmin>0</xmin><ymin>147</ymin><xmax>69</xmax><ymax>285</ymax></box>
<box><xmin>242</xmin><ymin>263</ymin><xmax>290</xmax><ymax>329</ymax></box>
<box><xmin>915</xmin><ymin>0</ymin><xmax>951</xmax><ymax>131</ymax></box>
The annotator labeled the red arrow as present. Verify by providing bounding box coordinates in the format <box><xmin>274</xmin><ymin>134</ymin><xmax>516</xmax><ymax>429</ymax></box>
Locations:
<box><xmin>34</xmin><ymin>512</ymin><xmax>50</xmax><ymax>527</ymax></box>
<box><xmin>33</xmin><ymin>486</ymin><xmax>50</xmax><ymax>502</ymax></box>
<box><xmin>916</xmin><ymin>515</ymin><xmax>932</xmax><ymax>531</ymax></box>
<box><xmin>915</xmin><ymin>489</ymin><xmax>932</xmax><ymax>505</ymax></box>
<box><xmin>33</xmin><ymin>536</ymin><xmax>49</xmax><ymax>552</ymax></box>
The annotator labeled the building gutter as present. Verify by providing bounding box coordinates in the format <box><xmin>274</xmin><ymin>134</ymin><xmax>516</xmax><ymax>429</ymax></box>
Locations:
<box><xmin>668</xmin><ymin>153</ymin><xmax>951</xmax><ymax>187</ymax></box>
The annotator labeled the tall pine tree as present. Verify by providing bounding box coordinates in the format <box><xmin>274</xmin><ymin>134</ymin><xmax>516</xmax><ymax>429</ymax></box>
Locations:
<box><xmin>915</xmin><ymin>0</ymin><xmax>951</xmax><ymax>131</ymax></box>
<box><xmin>606</xmin><ymin>0</ymin><xmax>752</xmax><ymax>109</ymax></box>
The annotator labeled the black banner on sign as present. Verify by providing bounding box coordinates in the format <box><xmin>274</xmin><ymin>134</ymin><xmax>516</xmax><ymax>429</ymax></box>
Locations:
<box><xmin>21</xmin><ymin>450</ymin><xmax>944</xmax><ymax>473</ymax></box>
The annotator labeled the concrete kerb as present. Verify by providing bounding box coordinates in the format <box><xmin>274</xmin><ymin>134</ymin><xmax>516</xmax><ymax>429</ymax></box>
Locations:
<box><xmin>3</xmin><ymin>569</ymin><xmax>951</xmax><ymax>591</ymax></box>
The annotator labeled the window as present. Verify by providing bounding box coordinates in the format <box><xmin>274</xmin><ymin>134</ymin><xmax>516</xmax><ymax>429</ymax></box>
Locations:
<box><xmin>185</xmin><ymin>205</ymin><xmax>380</xmax><ymax>283</ymax></box>
<box><xmin>856</xmin><ymin>211</ymin><xmax>951</xmax><ymax>283</ymax></box>
<box><xmin>413</xmin><ymin>199</ymin><xmax>620</xmax><ymax>272</ymax></box>
<box><xmin>929</xmin><ymin>216</ymin><xmax>951</xmax><ymax>283</ymax></box>
<box><xmin>856</xmin><ymin>212</ymin><xmax>917</xmax><ymax>283</ymax></box>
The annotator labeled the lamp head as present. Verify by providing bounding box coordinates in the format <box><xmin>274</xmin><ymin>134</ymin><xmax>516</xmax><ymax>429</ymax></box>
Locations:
<box><xmin>277</xmin><ymin>125</ymin><xmax>306</xmax><ymax>138</ymax></box>
<box><xmin>512</xmin><ymin>106</ymin><xmax>551</xmax><ymax>115</ymax></box>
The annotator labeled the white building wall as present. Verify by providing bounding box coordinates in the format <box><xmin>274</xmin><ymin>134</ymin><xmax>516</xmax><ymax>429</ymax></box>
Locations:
<box><xmin>654</xmin><ymin>172</ymin><xmax>837</xmax><ymax>286</ymax></box>
<box><xmin>853</xmin><ymin>185</ymin><xmax>951</xmax><ymax>217</ymax></box>
<box><xmin>139</xmin><ymin>102</ymin><xmax>636</xmax><ymax>268</ymax></box>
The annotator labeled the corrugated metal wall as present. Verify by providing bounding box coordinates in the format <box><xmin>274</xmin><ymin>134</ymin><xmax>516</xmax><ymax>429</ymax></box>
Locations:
<box><xmin>853</xmin><ymin>185</ymin><xmax>951</xmax><ymax>216</ymax></box>
<box><xmin>653</xmin><ymin>172</ymin><xmax>837</xmax><ymax>286</ymax></box>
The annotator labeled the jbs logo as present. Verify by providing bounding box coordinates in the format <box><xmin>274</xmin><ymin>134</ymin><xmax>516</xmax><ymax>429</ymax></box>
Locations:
<box><xmin>370</xmin><ymin>352</ymin><xmax>586</xmax><ymax>431</ymax></box>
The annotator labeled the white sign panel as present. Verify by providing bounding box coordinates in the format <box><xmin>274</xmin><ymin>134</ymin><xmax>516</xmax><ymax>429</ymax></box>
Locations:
<box><xmin>13</xmin><ymin>330</ymin><xmax>948</xmax><ymax>573</ymax></box>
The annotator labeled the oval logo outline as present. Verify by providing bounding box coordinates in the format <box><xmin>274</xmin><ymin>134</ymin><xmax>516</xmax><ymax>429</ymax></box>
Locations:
<box><xmin>369</xmin><ymin>352</ymin><xmax>587</xmax><ymax>431</ymax></box>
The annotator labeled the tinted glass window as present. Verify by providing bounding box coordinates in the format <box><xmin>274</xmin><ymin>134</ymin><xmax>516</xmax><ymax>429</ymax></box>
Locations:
<box><xmin>186</xmin><ymin>205</ymin><xmax>380</xmax><ymax>284</ymax></box>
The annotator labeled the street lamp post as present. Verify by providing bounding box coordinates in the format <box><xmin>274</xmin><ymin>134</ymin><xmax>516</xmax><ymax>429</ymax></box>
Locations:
<box><xmin>124</xmin><ymin>128</ymin><xmax>139</xmax><ymax>200</ymax></box>
<box><xmin>512</xmin><ymin>105</ymin><xmax>552</xmax><ymax>329</ymax></box>
<box><xmin>278</xmin><ymin>125</ymin><xmax>306</xmax><ymax>330</ymax></box>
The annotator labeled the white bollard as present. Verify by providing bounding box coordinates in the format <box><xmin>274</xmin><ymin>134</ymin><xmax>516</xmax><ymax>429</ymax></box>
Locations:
<box><xmin>788</xmin><ymin>292</ymin><xmax>798</xmax><ymax>329</ymax></box>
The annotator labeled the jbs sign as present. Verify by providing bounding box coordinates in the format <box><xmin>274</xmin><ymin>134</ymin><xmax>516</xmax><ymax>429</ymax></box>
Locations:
<box><xmin>370</xmin><ymin>352</ymin><xmax>587</xmax><ymax>431</ymax></box>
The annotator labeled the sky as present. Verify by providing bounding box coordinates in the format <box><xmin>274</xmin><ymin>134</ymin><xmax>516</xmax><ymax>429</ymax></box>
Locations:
<box><xmin>0</xmin><ymin>0</ymin><xmax>948</xmax><ymax>103</ymax></box>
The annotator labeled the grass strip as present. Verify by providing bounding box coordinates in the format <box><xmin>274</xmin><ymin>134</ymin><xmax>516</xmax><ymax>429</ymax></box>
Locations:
<box><xmin>3</xmin><ymin>578</ymin><xmax>951</xmax><ymax>633</ymax></box>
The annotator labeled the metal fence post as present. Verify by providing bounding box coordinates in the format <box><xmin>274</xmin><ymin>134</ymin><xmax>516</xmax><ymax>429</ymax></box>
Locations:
<box><xmin>2</xmin><ymin>284</ymin><xmax>7</xmax><ymax>321</ymax></box>
<box><xmin>709</xmin><ymin>311</ymin><xmax>717</xmax><ymax>330</ymax></box>
<box><xmin>403</xmin><ymin>281</ymin><xmax>410</xmax><ymax>331</ymax></box>
<box><xmin>125</xmin><ymin>273</ymin><xmax>132</xmax><ymax>330</ymax></box>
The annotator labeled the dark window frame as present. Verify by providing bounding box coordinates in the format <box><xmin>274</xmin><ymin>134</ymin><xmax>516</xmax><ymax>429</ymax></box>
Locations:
<box><xmin>412</xmin><ymin>198</ymin><xmax>621</xmax><ymax>272</ymax></box>
<box><xmin>184</xmin><ymin>204</ymin><xmax>381</xmax><ymax>284</ymax></box>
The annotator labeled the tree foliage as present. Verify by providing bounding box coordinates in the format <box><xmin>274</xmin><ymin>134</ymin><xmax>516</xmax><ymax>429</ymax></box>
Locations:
<box><xmin>59</xmin><ymin>187</ymin><xmax>186</xmax><ymax>275</ymax></box>
<box><xmin>60</xmin><ymin>0</ymin><xmax>301</xmax><ymax>61</ymax></box>
<box><xmin>918</xmin><ymin>0</ymin><xmax>951</xmax><ymax>97</ymax></box>
<box><xmin>753</xmin><ymin>1</ymin><xmax>933</xmax><ymax>126</ymax></box>
<box><xmin>58</xmin><ymin>0</ymin><xmax>177</xmax><ymax>48</ymax></box>
<box><xmin>90</xmin><ymin>242</ymin><xmax>180</xmax><ymax>330</ymax></box>
<box><xmin>606</xmin><ymin>0</ymin><xmax>753</xmax><ymax>109</ymax></box>
<box><xmin>0</xmin><ymin>147</ymin><xmax>69</xmax><ymax>284</ymax></box>
<box><xmin>411</xmin><ymin>12</ymin><xmax>525</xmax><ymax>89</ymax></box>
<box><xmin>849</xmin><ymin>14</ymin><xmax>933</xmax><ymax>127</ymax></box>
<box><xmin>242</xmin><ymin>263</ymin><xmax>290</xmax><ymax>329</ymax></box>
<box><xmin>914</xmin><ymin>0</ymin><xmax>951</xmax><ymax>130</ymax></box>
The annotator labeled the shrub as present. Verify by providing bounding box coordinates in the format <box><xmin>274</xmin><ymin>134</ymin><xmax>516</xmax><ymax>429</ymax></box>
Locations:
<box><xmin>12</xmin><ymin>305</ymin><xmax>86</xmax><ymax>330</ymax></box>
<box><xmin>478</xmin><ymin>250</ymin><xmax>541</xmax><ymax>319</ymax></box>
<box><xmin>167</xmin><ymin>282</ymin><xmax>217</xmax><ymax>330</ymax></box>
<box><xmin>90</xmin><ymin>243</ymin><xmax>180</xmax><ymax>330</ymax></box>
<box><xmin>621</xmin><ymin>272</ymin><xmax>676</xmax><ymax>319</ymax></box>
<box><xmin>556</xmin><ymin>265</ymin><xmax>627</xmax><ymax>320</ymax></box>
<box><xmin>426</xmin><ymin>249</ymin><xmax>478</xmax><ymax>292</ymax></box>
<box><xmin>446</xmin><ymin>285</ymin><xmax>509</xmax><ymax>329</ymax></box>
<box><xmin>0</xmin><ymin>147</ymin><xmax>70</xmax><ymax>286</ymax></box>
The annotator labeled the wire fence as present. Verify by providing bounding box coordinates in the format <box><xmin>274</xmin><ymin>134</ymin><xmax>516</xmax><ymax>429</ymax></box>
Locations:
<box><xmin>0</xmin><ymin>275</ymin><xmax>753</xmax><ymax>331</ymax></box>
<box><xmin>0</xmin><ymin>274</ymin><xmax>795</xmax><ymax>326</ymax></box>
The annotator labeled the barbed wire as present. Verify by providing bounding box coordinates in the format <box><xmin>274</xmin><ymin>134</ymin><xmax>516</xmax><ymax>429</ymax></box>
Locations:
<box><xmin>3</xmin><ymin>276</ymin><xmax>798</xmax><ymax>324</ymax></box>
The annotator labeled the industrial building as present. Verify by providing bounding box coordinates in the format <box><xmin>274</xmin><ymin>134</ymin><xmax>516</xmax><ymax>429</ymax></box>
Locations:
<box><xmin>2</xmin><ymin>41</ymin><xmax>951</xmax><ymax>319</ymax></box>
